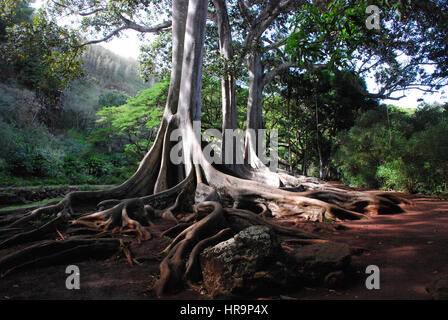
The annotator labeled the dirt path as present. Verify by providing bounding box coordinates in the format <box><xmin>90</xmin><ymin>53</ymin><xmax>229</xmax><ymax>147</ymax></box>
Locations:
<box><xmin>293</xmin><ymin>195</ymin><xmax>448</xmax><ymax>299</ymax></box>
<box><xmin>1</xmin><ymin>194</ymin><xmax>447</xmax><ymax>300</ymax></box>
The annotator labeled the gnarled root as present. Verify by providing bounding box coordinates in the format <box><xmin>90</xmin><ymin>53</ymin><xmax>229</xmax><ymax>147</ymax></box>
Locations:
<box><xmin>0</xmin><ymin>238</ymin><xmax>123</xmax><ymax>278</ymax></box>
<box><xmin>0</xmin><ymin>214</ymin><xmax>67</xmax><ymax>249</ymax></box>
<box><xmin>0</xmin><ymin>118</ymin><xmax>410</xmax><ymax>298</ymax></box>
<box><xmin>152</xmin><ymin>198</ymin><xmax>325</xmax><ymax>297</ymax></box>
<box><xmin>72</xmin><ymin>198</ymin><xmax>151</xmax><ymax>242</ymax></box>
<box><xmin>301</xmin><ymin>189</ymin><xmax>410</xmax><ymax>217</ymax></box>
<box><xmin>153</xmin><ymin>201</ymin><xmax>228</xmax><ymax>296</ymax></box>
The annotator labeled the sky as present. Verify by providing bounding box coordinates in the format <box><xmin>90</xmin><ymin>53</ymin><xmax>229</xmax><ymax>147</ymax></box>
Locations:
<box><xmin>31</xmin><ymin>0</ymin><xmax>447</xmax><ymax>109</ymax></box>
<box><xmin>100</xmin><ymin>30</ymin><xmax>144</xmax><ymax>59</ymax></box>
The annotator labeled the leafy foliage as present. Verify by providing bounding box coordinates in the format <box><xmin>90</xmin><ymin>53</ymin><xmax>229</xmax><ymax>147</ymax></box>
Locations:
<box><xmin>286</xmin><ymin>0</ymin><xmax>448</xmax><ymax>98</ymax></box>
<box><xmin>61</xmin><ymin>45</ymin><xmax>147</xmax><ymax>132</ymax></box>
<box><xmin>336</xmin><ymin>104</ymin><xmax>448</xmax><ymax>194</ymax></box>
<box><xmin>265</xmin><ymin>68</ymin><xmax>378</xmax><ymax>178</ymax></box>
<box><xmin>90</xmin><ymin>80</ymin><xmax>167</xmax><ymax>160</ymax></box>
<box><xmin>0</xmin><ymin>2</ymin><xmax>84</xmax><ymax>102</ymax></box>
<box><xmin>97</xmin><ymin>90</ymin><xmax>129</xmax><ymax>108</ymax></box>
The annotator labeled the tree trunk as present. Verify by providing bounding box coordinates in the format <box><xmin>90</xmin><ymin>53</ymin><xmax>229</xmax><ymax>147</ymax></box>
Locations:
<box><xmin>314</xmin><ymin>96</ymin><xmax>325</xmax><ymax>180</ymax></box>
<box><xmin>245</xmin><ymin>50</ymin><xmax>266</xmax><ymax>169</ymax></box>
<box><xmin>153</xmin><ymin>0</ymin><xmax>189</xmax><ymax>193</ymax></box>
<box><xmin>213</xmin><ymin>0</ymin><xmax>237</xmax><ymax>133</ymax></box>
<box><xmin>213</xmin><ymin>0</ymin><xmax>238</xmax><ymax>166</ymax></box>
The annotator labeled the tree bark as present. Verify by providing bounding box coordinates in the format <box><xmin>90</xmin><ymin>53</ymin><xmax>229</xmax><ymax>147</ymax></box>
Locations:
<box><xmin>213</xmin><ymin>0</ymin><xmax>237</xmax><ymax>133</ymax></box>
<box><xmin>153</xmin><ymin>0</ymin><xmax>189</xmax><ymax>193</ymax></box>
<box><xmin>213</xmin><ymin>0</ymin><xmax>239</xmax><ymax>167</ymax></box>
<box><xmin>245</xmin><ymin>49</ymin><xmax>266</xmax><ymax>169</ymax></box>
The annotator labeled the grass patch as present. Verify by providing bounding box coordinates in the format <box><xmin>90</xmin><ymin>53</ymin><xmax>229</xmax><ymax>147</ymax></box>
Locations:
<box><xmin>0</xmin><ymin>197</ymin><xmax>63</xmax><ymax>212</ymax></box>
<box><xmin>77</xmin><ymin>184</ymin><xmax>104</xmax><ymax>191</ymax></box>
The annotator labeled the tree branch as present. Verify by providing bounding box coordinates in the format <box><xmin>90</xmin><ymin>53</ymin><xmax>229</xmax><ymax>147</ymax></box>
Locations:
<box><xmin>263</xmin><ymin>62</ymin><xmax>297</xmax><ymax>86</ymax></box>
<box><xmin>263</xmin><ymin>37</ymin><xmax>288</xmax><ymax>52</ymax></box>
<box><xmin>79</xmin><ymin>26</ymin><xmax>127</xmax><ymax>46</ymax></box>
<box><xmin>263</xmin><ymin>62</ymin><xmax>327</xmax><ymax>86</ymax></box>
<box><xmin>237</xmin><ymin>0</ymin><xmax>253</xmax><ymax>24</ymax></box>
<box><xmin>78</xmin><ymin>17</ymin><xmax>172</xmax><ymax>47</ymax></box>
<box><xmin>119</xmin><ymin>14</ymin><xmax>172</xmax><ymax>33</ymax></box>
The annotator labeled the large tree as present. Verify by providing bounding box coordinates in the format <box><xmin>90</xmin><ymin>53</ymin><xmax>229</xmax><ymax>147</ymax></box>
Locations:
<box><xmin>0</xmin><ymin>0</ymin><xmax>431</xmax><ymax>296</ymax></box>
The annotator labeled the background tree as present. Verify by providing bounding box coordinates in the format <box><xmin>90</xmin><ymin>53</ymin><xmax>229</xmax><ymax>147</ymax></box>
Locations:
<box><xmin>335</xmin><ymin>103</ymin><xmax>448</xmax><ymax>194</ymax></box>
<box><xmin>89</xmin><ymin>80</ymin><xmax>166</xmax><ymax>159</ymax></box>
<box><xmin>286</xmin><ymin>0</ymin><xmax>448</xmax><ymax>99</ymax></box>
<box><xmin>265</xmin><ymin>68</ymin><xmax>378</xmax><ymax>179</ymax></box>
<box><xmin>0</xmin><ymin>0</ymin><xmax>84</xmax><ymax>128</ymax></box>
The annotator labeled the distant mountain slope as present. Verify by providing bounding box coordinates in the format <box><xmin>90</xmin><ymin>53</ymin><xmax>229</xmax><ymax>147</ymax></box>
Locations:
<box><xmin>62</xmin><ymin>45</ymin><xmax>151</xmax><ymax>123</ymax></box>
<box><xmin>81</xmin><ymin>45</ymin><xmax>148</xmax><ymax>95</ymax></box>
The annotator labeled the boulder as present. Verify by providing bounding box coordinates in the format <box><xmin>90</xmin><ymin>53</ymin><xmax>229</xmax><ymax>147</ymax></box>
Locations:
<box><xmin>200</xmin><ymin>226</ymin><xmax>352</xmax><ymax>297</ymax></box>
<box><xmin>200</xmin><ymin>225</ymin><xmax>295</xmax><ymax>297</ymax></box>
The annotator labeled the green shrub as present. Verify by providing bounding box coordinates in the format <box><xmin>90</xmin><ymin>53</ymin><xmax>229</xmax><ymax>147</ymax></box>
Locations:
<box><xmin>376</xmin><ymin>159</ymin><xmax>412</xmax><ymax>192</ymax></box>
<box><xmin>335</xmin><ymin>103</ymin><xmax>448</xmax><ymax>194</ymax></box>
<box><xmin>85</xmin><ymin>155</ymin><xmax>105</xmax><ymax>177</ymax></box>
<box><xmin>62</xmin><ymin>155</ymin><xmax>84</xmax><ymax>178</ymax></box>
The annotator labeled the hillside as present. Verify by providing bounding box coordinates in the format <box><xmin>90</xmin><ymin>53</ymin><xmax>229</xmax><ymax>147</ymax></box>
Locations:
<box><xmin>61</xmin><ymin>45</ymin><xmax>150</xmax><ymax>128</ymax></box>
<box><xmin>0</xmin><ymin>44</ymin><xmax>152</xmax><ymax>187</ymax></box>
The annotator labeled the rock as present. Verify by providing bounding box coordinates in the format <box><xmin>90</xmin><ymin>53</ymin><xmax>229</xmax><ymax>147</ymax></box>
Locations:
<box><xmin>427</xmin><ymin>275</ymin><xmax>448</xmax><ymax>300</ymax></box>
<box><xmin>292</xmin><ymin>242</ymin><xmax>351</xmax><ymax>284</ymax></box>
<box><xmin>199</xmin><ymin>227</ymin><xmax>352</xmax><ymax>298</ymax></box>
<box><xmin>200</xmin><ymin>225</ymin><xmax>294</xmax><ymax>297</ymax></box>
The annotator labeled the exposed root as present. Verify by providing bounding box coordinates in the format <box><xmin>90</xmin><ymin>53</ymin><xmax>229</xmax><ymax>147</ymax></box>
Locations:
<box><xmin>160</xmin><ymin>223</ymin><xmax>193</xmax><ymax>238</ymax></box>
<box><xmin>153</xmin><ymin>201</ymin><xmax>227</xmax><ymax>296</ymax></box>
<box><xmin>0</xmin><ymin>214</ymin><xmax>66</xmax><ymax>249</ymax></box>
<box><xmin>152</xmin><ymin>188</ymin><xmax>189</xmax><ymax>222</ymax></box>
<box><xmin>97</xmin><ymin>199</ymin><xmax>122</xmax><ymax>210</ymax></box>
<box><xmin>0</xmin><ymin>199</ymin><xmax>61</xmax><ymax>227</ymax></box>
<box><xmin>0</xmin><ymin>160</ymin><xmax>409</xmax><ymax>298</ymax></box>
<box><xmin>0</xmin><ymin>238</ymin><xmax>123</xmax><ymax>278</ymax></box>
<box><xmin>73</xmin><ymin>198</ymin><xmax>151</xmax><ymax>242</ymax></box>
<box><xmin>302</xmin><ymin>189</ymin><xmax>410</xmax><ymax>217</ymax></box>
<box><xmin>225</xmin><ymin>207</ymin><xmax>319</xmax><ymax>239</ymax></box>
<box><xmin>152</xmin><ymin>197</ymin><xmax>327</xmax><ymax>296</ymax></box>
<box><xmin>184</xmin><ymin>227</ymin><xmax>233</xmax><ymax>282</ymax></box>
<box><xmin>6</xmin><ymin>201</ymin><xmax>67</xmax><ymax>228</ymax></box>
<box><xmin>201</xmin><ymin>164</ymin><xmax>408</xmax><ymax>222</ymax></box>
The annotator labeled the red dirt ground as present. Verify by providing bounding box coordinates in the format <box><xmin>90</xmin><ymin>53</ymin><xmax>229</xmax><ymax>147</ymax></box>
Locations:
<box><xmin>0</xmin><ymin>193</ymin><xmax>447</xmax><ymax>300</ymax></box>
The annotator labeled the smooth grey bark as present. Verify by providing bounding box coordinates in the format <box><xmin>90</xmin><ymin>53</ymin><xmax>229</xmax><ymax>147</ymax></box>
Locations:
<box><xmin>165</xmin><ymin>0</ymin><xmax>189</xmax><ymax>116</ymax></box>
<box><xmin>177</xmin><ymin>0</ymin><xmax>209</xmax><ymax>175</ymax></box>
<box><xmin>246</xmin><ymin>51</ymin><xmax>264</xmax><ymax>133</ymax></box>
<box><xmin>240</xmin><ymin>0</ymin><xmax>297</xmax><ymax>166</ymax></box>
<box><xmin>153</xmin><ymin>0</ymin><xmax>189</xmax><ymax>193</ymax></box>
<box><xmin>245</xmin><ymin>50</ymin><xmax>266</xmax><ymax>169</ymax></box>
<box><xmin>213</xmin><ymin>0</ymin><xmax>238</xmax><ymax>132</ymax></box>
<box><xmin>213</xmin><ymin>0</ymin><xmax>239</xmax><ymax>167</ymax></box>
